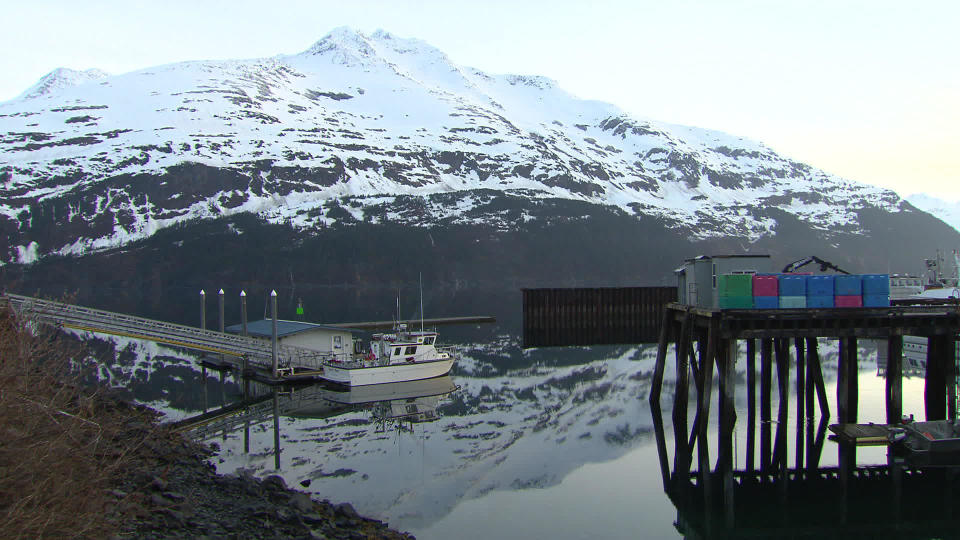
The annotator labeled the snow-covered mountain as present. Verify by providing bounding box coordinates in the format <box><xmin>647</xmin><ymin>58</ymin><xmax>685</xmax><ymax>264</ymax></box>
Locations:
<box><xmin>0</xmin><ymin>27</ymin><xmax>916</xmax><ymax>266</ymax></box>
<box><xmin>906</xmin><ymin>193</ymin><xmax>960</xmax><ymax>233</ymax></box>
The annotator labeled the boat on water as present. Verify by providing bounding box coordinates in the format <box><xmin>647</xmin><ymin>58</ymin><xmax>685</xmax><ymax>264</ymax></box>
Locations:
<box><xmin>320</xmin><ymin>324</ymin><xmax>456</xmax><ymax>386</ymax></box>
<box><xmin>889</xmin><ymin>420</ymin><xmax>960</xmax><ymax>467</ymax></box>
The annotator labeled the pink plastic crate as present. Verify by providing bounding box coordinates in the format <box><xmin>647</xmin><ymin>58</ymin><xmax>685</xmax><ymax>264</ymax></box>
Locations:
<box><xmin>835</xmin><ymin>295</ymin><xmax>863</xmax><ymax>308</ymax></box>
<box><xmin>752</xmin><ymin>275</ymin><xmax>778</xmax><ymax>297</ymax></box>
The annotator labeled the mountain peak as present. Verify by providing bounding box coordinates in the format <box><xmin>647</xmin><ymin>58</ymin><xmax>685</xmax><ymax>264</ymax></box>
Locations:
<box><xmin>299</xmin><ymin>27</ymin><xmax>454</xmax><ymax>71</ymax></box>
<box><xmin>20</xmin><ymin>67</ymin><xmax>110</xmax><ymax>100</ymax></box>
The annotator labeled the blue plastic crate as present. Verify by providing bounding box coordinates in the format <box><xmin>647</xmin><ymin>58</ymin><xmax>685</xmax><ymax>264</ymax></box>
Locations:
<box><xmin>862</xmin><ymin>274</ymin><xmax>890</xmax><ymax>295</ymax></box>
<box><xmin>835</xmin><ymin>275</ymin><xmax>863</xmax><ymax>296</ymax></box>
<box><xmin>807</xmin><ymin>276</ymin><xmax>836</xmax><ymax>297</ymax></box>
<box><xmin>778</xmin><ymin>275</ymin><xmax>807</xmax><ymax>296</ymax></box>
<box><xmin>807</xmin><ymin>295</ymin><xmax>835</xmax><ymax>308</ymax></box>
<box><xmin>754</xmin><ymin>296</ymin><xmax>779</xmax><ymax>309</ymax></box>
<box><xmin>863</xmin><ymin>294</ymin><xmax>890</xmax><ymax>307</ymax></box>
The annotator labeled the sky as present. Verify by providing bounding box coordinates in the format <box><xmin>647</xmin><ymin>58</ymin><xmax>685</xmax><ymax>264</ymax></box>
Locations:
<box><xmin>2</xmin><ymin>0</ymin><xmax>958</xmax><ymax>200</ymax></box>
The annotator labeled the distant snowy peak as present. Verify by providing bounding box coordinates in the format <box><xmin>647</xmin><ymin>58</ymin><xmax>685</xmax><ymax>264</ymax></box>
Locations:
<box><xmin>20</xmin><ymin>67</ymin><xmax>110</xmax><ymax>100</ymax></box>
<box><xmin>906</xmin><ymin>194</ymin><xmax>960</xmax><ymax>233</ymax></box>
<box><xmin>300</xmin><ymin>27</ymin><xmax>454</xmax><ymax>72</ymax></box>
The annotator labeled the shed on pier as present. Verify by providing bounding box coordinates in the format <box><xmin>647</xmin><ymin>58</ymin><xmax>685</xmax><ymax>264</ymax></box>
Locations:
<box><xmin>675</xmin><ymin>254</ymin><xmax>772</xmax><ymax>308</ymax></box>
<box><xmin>226</xmin><ymin>319</ymin><xmax>358</xmax><ymax>357</ymax></box>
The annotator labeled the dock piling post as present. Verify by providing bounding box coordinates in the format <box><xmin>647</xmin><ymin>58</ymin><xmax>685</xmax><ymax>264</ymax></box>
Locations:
<box><xmin>746</xmin><ymin>338</ymin><xmax>756</xmax><ymax>473</ymax></box>
<box><xmin>271</xmin><ymin>290</ymin><xmax>279</xmax><ymax>380</ymax></box>
<box><xmin>886</xmin><ymin>333</ymin><xmax>903</xmax><ymax>424</ymax></box>
<box><xmin>760</xmin><ymin>338</ymin><xmax>772</xmax><ymax>473</ymax></box>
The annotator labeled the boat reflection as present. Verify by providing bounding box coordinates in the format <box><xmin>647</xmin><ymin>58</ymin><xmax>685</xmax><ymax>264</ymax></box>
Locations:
<box><xmin>175</xmin><ymin>376</ymin><xmax>458</xmax><ymax>468</ymax></box>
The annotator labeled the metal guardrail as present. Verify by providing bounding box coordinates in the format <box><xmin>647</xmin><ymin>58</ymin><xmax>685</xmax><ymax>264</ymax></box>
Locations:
<box><xmin>0</xmin><ymin>293</ymin><xmax>329</xmax><ymax>372</ymax></box>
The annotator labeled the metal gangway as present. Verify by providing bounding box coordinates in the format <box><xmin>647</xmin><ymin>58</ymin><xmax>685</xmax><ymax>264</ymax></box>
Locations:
<box><xmin>0</xmin><ymin>293</ymin><xmax>329</xmax><ymax>379</ymax></box>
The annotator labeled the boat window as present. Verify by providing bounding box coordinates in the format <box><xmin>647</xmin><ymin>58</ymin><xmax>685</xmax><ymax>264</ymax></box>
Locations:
<box><xmin>424</xmin><ymin>336</ymin><xmax>435</xmax><ymax>345</ymax></box>
<box><xmin>393</xmin><ymin>347</ymin><xmax>402</xmax><ymax>356</ymax></box>
<box><xmin>405</xmin><ymin>346</ymin><xmax>417</xmax><ymax>355</ymax></box>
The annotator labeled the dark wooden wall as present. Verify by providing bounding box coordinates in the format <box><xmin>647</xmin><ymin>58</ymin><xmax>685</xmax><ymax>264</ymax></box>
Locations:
<box><xmin>522</xmin><ymin>286</ymin><xmax>677</xmax><ymax>347</ymax></box>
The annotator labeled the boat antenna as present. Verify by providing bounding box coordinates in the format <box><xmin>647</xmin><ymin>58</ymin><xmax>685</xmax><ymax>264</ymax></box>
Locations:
<box><xmin>419</xmin><ymin>272</ymin><xmax>424</xmax><ymax>333</ymax></box>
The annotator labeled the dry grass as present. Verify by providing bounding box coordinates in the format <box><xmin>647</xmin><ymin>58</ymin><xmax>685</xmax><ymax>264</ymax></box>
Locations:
<box><xmin>0</xmin><ymin>306</ymin><xmax>144</xmax><ymax>539</ymax></box>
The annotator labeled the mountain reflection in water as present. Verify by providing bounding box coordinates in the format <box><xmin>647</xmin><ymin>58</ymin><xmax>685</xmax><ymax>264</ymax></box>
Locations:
<box><xmin>82</xmin><ymin>326</ymin><xmax>951</xmax><ymax>539</ymax></box>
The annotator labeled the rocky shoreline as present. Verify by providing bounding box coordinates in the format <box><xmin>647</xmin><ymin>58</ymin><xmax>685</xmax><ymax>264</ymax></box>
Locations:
<box><xmin>106</xmin><ymin>400</ymin><xmax>414</xmax><ymax>540</ymax></box>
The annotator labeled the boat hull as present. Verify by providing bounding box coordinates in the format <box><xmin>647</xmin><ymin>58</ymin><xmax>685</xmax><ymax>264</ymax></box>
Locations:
<box><xmin>321</xmin><ymin>358</ymin><xmax>454</xmax><ymax>386</ymax></box>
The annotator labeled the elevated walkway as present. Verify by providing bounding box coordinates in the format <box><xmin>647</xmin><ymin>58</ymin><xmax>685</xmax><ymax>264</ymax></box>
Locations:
<box><xmin>0</xmin><ymin>293</ymin><xmax>328</xmax><ymax>380</ymax></box>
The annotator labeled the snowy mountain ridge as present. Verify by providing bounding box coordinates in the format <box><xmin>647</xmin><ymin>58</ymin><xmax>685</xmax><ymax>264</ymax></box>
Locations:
<box><xmin>0</xmin><ymin>27</ymin><xmax>908</xmax><ymax>265</ymax></box>
<box><xmin>906</xmin><ymin>193</ymin><xmax>960</xmax><ymax>233</ymax></box>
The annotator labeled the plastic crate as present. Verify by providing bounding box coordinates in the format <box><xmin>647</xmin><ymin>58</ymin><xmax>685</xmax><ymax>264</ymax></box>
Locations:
<box><xmin>807</xmin><ymin>276</ymin><xmax>836</xmax><ymax>297</ymax></box>
<box><xmin>753</xmin><ymin>275</ymin><xmax>779</xmax><ymax>297</ymax></box>
<box><xmin>863</xmin><ymin>294</ymin><xmax>891</xmax><ymax>307</ymax></box>
<box><xmin>807</xmin><ymin>295</ymin><xmax>835</xmax><ymax>308</ymax></box>
<box><xmin>835</xmin><ymin>295</ymin><xmax>863</xmax><ymax>308</ymax></box>
<box><xmin>862</xmin><ymin>274</ymin><xmax>890</xmax><ymax>295</ymax></box>
<box><xmin>778</xmin><ymin>275</ymin><xmax>807</xmax><ymax>296</ymax></box>
<box><xmin>835</xmin><ymin>275</ymin><xmax>863</xmax><ymax>296</ymax></box>
<box><xmin>753</xmin><ymin>296</ymin><xmax>779</xmax><ymax>309</ymax></box>
<box><xmin>779</xmin><ymin>295</ymin><xmax>807</xmax><ymax>309</ymax></box>
<box><xmin>718</xmin><ymin>296</ymin><xmax>754</xmax><ymax>309</ymax></box>
<box><xmin>718</xmin><ymin>274</ymin><xmax>753</xmax><ymax>297</ymax></box>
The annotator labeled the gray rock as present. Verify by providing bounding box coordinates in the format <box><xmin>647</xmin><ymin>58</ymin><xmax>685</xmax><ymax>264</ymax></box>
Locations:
<box><xmin>290</xmin><ymin>492</ymin><xmax>316</xmax><ymax>513</ymax></box>
<box><xmin>302</xmin><ymin>513</ymin><xmax>327</xmax><ymax>526</ymax></box>
<box><xmin>334</xmin><ymin>502</ymin><xmax>358</xmax><ymax>518</ymax></box>
<box><xmin>263</xmin><ymin>474</ymin><xmax>287</xmax><ymax>491</ymax></box>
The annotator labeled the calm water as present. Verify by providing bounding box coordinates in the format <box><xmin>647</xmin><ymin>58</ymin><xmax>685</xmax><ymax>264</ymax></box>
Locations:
<box><xmin>92</xmin><ymin>327</ymin><xmax>949</xmax><ymax>539</ymax></box>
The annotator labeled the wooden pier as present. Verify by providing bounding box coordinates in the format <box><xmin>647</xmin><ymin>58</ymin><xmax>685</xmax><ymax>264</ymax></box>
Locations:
<box><xmin>645</xmin><ymin>302</ymin><xmax>960</xmax><ymax>538</ymax></box>
<box><xmin>649</xmin><ymin>303</ymin><xmax>960</xmax><ymax>426</ymax></box>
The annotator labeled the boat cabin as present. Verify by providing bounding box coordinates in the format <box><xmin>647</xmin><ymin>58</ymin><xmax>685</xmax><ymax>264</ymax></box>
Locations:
<box><xmin>369</xmin><ymin>326</ymin><xmax>443</xmax><ymax>365</ymax></box>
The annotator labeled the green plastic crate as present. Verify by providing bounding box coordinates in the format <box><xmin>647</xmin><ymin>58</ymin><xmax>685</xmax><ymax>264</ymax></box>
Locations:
<box><xmin>718</xmin><ymin>274</ymin><xmax>753</xmax><ymax>298</ymax></box>
<box><xmin>718</xmin><ymin>296</ymin><xmax>754</xmax><ymax>309</ymax></box>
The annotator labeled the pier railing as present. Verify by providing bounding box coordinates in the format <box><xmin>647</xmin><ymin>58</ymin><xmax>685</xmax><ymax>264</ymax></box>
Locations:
<box><xmin>0</xmin><ymin>293</ymin><xmax>327</xmax><ymax>373</ymax></box>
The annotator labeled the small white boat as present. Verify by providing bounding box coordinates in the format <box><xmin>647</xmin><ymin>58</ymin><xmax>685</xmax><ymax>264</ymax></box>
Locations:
<box><xmin>320</xmin><ymin>324</ymin><xmax>456</xmax><ymax>386</ymax></box>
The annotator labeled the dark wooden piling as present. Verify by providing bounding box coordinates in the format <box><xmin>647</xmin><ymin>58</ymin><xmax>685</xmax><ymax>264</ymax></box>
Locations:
<box><xmin>746</xmin><ymin>338</ymin><xmax>756</xmax><ymax>473</ymax></box>
<box><xmin>926</xmin><ymin>335</ymin><xmax>947</xmax><ymax>421</ymax></box>
<box><xmin>837</xmin><ymin>337</ymin><xmax>859</xmax><ymax>424</ymax></box>
<box><xmin>886</xmin><ymin>334</ymin><xmax>903</xmax><ymax>424</ymax></box>
<box><xmin>760</xmin><ymin>338</ymin><xmax>772</xmax><ymax>472</ymax></box>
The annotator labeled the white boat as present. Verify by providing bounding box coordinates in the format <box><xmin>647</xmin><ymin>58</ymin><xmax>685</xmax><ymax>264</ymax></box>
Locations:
<box><xmin>320</xmin><ymin>324</ymin><xmax>456</xmax><ymax>386</ymax></box>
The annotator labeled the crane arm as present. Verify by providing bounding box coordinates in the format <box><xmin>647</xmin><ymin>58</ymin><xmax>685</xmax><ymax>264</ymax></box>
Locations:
<box><xmin>781</xmin><ymin>256</ymin><xmax>850</xmax><ymax>275</ymax></box>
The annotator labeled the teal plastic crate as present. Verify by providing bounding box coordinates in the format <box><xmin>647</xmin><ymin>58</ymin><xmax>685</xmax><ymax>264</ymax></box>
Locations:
<box><xmin>779</xmin><ymin>295</ymin><xmax>807</xmax><ymax>309</ymax></box>
<box><xmin>719</xmin><ymin>295</ymin><xmax>753</xmax><ymax>309</ymax></box>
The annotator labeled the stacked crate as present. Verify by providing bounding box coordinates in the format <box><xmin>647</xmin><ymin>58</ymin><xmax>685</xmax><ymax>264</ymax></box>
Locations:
<box><xmin>862</xmin><ymin>274</ymin><xmax>891</xmax><ymax>307</ymax></box>
<box><xmin>806</xmin><ymin>275</ymin><xmax>835</xmax><ymax>308</ymax></box>
<box><xmin>834</xmin><ymin>274</ymin><xmax>863</xmax><ymax>307</ymax></box>
<box><xmin>778</xmin><ymin>274</ymin><xmax>807</xmax><ymax>308</ymax></box>
<box><xmin>713</xmin><ymin>272</ymin><xmax>890</xmax><ymax>309</ymax></box>
<box><xmin>752</xmin><ymin>275</ymin><xmax>779</xmax><ymax>309</ymax></box>
<box><xmin>717</xmin><ymin>274</ymin><xmax>753</xmax><ymax>309</ymax></box>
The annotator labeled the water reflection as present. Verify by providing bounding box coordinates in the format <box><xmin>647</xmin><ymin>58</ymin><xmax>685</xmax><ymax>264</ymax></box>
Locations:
<box><xmin>177</xmin><ymin>377</ymin><xmax>459</xmax><ymax>469</ymax></box>
<box><xmin>651</xmin><ymin>354</ymin><xmax>960</xmax><ymax>540</ymax></box>
<box><xmin>82</xmin><ymin>324</ymin><xmax>953</xmax><ymax>539</ymax></box>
